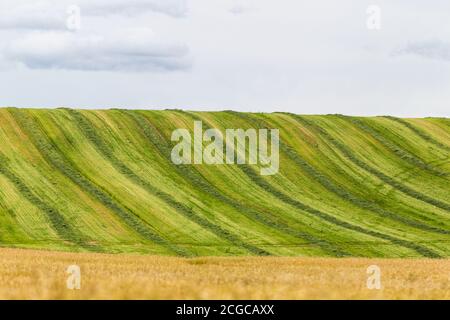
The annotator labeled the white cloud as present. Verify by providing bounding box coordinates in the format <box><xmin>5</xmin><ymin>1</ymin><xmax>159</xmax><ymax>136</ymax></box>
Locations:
<box><xmin>393</xmin><ymin>40</ymin><xmax>450</xmax><ymax>62</ymax></box>
<box><xmin>228</xmin><ymin>5</ymin><xmax>257</xmax><ymax>15</ymax></box>
<box><xmin>0</xmin><ymin>0</ymin><xmax>187</xmax><ymax>31</ymax></box>
<box><xmin>0</xmin><ymin>2</ymin><xmax>66</xmax><ymax>30</ymax></box>
<box><xmin>0</xmin><ymin>0</ymin><xmax>449</xmax><ymax>116</ymax></box>
<box><xmin>84</xmin><ymin>0</ymin><xmax>188</xmax><ymax>18</ymax></box>
<box><xmin>4</xmin><ymin>28</ymin><xmax>191</xmax><ymax>71</ymax></box>
<box><xmin>0</xmin><ymin>1</ymin><xmax>191</xmax><ymax>72</ymax></box>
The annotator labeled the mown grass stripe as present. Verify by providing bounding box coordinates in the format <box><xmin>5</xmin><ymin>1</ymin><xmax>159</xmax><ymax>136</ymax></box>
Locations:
<box><xmin>226</xmin><ymin>111</ymin><xmax>442</xmax><ymax>258</ymax></box>
<box><xmin>0</xmin><ymin>108</ymin><xmax>447</xmax><ymax>258</ymax></box>
<box><xmin>383</xmin><ymin>116</ymin><xmax>450</xmax><ymax>153</ymax></box>
<box><xmin>0</xmin><ymin>156</ymin><xmax>100</xmax><ymax>252</ymax></box>
<box><xmin>240</xmin><ymin>163</ymin><xmax>441</xmax><ymax>258</ymax></box>
<box><xmin>289</xmin><ymin>114</ymin><xmax>450</xmax><ymax>214</ymax></box>
<box><xmin>124</xmin><ymin>110</ymin><xmax>347</xmax><ymax>257</ymax></box>
<box><xmin>64</xmin><ymin>109</ymin><xmax>268</xmax><ymax>256</ymax></box>
<box><xmin>9</xmin><ymin>109</ymin><xmax>189</xmax><ymax>257</ymax></box>
<box><xmin>179</xmin><ymin>111</ymin><xmax>352</xmax><ymax>257</ymax></box>
<box><xmin>340</xmin><ymin>116</ymin><xmax>447</xmax><ymax>177</ymax></box>
<box><xmin>267</xmin><ymin>115</ymin><xmax>448</xmax><ymax>235</ymax></box>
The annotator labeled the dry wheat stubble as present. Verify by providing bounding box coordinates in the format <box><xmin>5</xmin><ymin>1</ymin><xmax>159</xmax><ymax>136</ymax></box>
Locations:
<box><xmin>0</xmin><ymin>248</ymin><xmax>448</xmax><ymax>299</ymax></box>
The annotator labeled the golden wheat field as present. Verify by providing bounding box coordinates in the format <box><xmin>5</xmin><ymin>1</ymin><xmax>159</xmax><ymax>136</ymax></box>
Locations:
<box><xmin>0</xmin><ymin>248</ymin><xmax>449</xmax><ymax>300</ymax></box>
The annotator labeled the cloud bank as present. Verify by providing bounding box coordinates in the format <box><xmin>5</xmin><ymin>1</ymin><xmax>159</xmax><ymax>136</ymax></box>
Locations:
<box><xmin>394</xmin><ymin>40</ymin><xmax>450</xmax><ymax>62</ymax></box>
<box><xmin>0</xmin><ymin>0</ymin><xmax>188</xmax><ymax>30</ymax></box>
<box><xmin>4</xmin><ymin>29</ymin><xmax>191</xmax><ymax>71</ymax></box>
<box><xmin>85</xmin><ymin>0</ymin><xmax>188</xmax><ymax>18</ymax></box>
<box><xmin>0</xmin><ymin>0</ymin><xmax>190</xmax><ymax>72</ymax></box>
<box><xmin>1</xmin><ymin>0</ymin><xmax>450</xmax><ymax>116</ymax></box>
<box><xmin>0</xmin><ymin>2</ymin><xmax>66</xmax><ymax>30</ymax></box>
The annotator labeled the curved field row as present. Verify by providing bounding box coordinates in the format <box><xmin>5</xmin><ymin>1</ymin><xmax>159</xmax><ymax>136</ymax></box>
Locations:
<box><xmin>65</xmin><ymin>109</ymin><xmax>268</xmax><ymax>256</ymax></box>
<box><xmin>342</xmin><ymin>116</ymin><xmax>447</xmax><ymax>177</ymax></box>
<box><xmin>223</xmin><ymin>112</ymin><xmax>443</xmax><ymax>257</ymax></box>
<box><xmin>9</xmin><ymin>109</ymin><xmax>189</xmax><ymax>256</ymax></box>
<box><xmin>0</xmin><ymin>108</ymin><xmax>448</xmax><ymax>257</ymax></box>
<box><xmin>383</xmin><ymin>116</ymin><xmax>450</xmax><ymax>153</ymax></box>
<box><xmin>170</xmin><ymin>111</ymin><xmax>349</xmax><ymax>257</ymax></box>
<box><xmin>0</xmin><ymin>156</ymin><xmax>97</xmax><ymax>251</ymax></box>
<box><xmin>289</xmin><ymin>114</ymin><xmax>450</xmax><ymax>214</ymax></box>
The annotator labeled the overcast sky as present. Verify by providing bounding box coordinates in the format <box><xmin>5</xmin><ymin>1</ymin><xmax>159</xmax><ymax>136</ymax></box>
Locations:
<box><xmin>0</xmin><ymin>0</ymin><xmax>449</xmax><ymax>116</ymax></box>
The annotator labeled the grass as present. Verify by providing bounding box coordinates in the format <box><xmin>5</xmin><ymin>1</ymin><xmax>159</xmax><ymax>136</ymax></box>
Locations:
<box><xmin>0</xmin><ymin>108</ymin><xmax>448</xmax><ymax>258</ymax></box>
<box><xmin>0</xmin><ymin>248</ymin><xmax>448</xmax><ymax>300</ymax></box>
<box><xmin>228</xmin><ymin>112</ymin><xmax>444</xmax><ymax>258</ymax></box>
<box><xmin>292</xmin><ymin>115</ymin><xmax>450</xmax><ymax>213</ymax></box>
<box><xmin>9</xmin><ymin>108</ymin><xmax>188</xmax><ymax>256</ymax></box>
<box><xmin>343</xmin><ymin>116</ymin><xmax>447</xmax><ymax>176</ymax></box>
<box><xmin>67</xmin><ymin>109</ymin><xmax>268</xmax><ymax>256</ymax></box>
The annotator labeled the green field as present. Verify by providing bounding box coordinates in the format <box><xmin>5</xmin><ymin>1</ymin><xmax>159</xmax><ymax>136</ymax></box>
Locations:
<box><xmin>0</xmin><ymin>108</ymin><xmax>448</xmax><ymax>258</ymax></box>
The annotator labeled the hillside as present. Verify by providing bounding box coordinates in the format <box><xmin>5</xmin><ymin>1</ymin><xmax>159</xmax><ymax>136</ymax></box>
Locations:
<box><xmin>0</xmin><ymin>108</ymin><xmax>448</xmax><ymax>258</ymax></box>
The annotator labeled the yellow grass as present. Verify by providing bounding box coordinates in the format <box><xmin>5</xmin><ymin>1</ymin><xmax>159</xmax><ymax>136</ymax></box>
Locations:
<box><xmin>0</xmin><ymin>248</ymin><xmax>448</xmax><ymax>300</ymax></box>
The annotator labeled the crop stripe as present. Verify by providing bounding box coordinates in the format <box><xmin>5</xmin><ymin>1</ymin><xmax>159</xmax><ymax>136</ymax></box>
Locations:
<box><xmin>65</xmin><ymin>109</ymin><xmax>269</xmax><ymax>256</ymax></box>
<box><xmin>258</xmin><ymin>113</ymin><xmax>449</xmax><ymax>234</ymax></box>
<box><xmin>124</xmin><ymin>110</ymin><xmax>348</xmax><ymax>257</ymax></box>
<box><xmin>341</xmin><ymin>116</ymin><xmax>447</xmax><ymax>177</ymax></box>
<box><xmin>9</xmin><ymin>109</ymin><xmax>190</xmax><ymax>257</ymax></box>
<box><xmin>383</xmin><ymin>116</ymin><xmax>450</xmax><ymax>153</ymax></box>
<box><xmin>0</xmin><ymin>156</ymin><xmax>100</xmax><ymax>251</ymax></box>
<box><xmin>291</xmin><ymin>115</ymin><xmax>450</xmax><ymax>214</ymax></box>
<box><xmin>225</xmin><ymin>111</ymin><xmax>442</xmax><ymax>258</ymax></box>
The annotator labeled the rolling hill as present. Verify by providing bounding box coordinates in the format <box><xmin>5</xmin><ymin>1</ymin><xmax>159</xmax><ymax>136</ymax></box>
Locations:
<box><xmin>0</xmin><ymin>108</ymin><xmax>448</xmax><ymax>258</ymax></box>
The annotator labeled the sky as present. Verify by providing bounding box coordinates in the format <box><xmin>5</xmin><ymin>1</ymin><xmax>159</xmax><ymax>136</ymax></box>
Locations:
<box><xmin>0</xmin><ymin>0</ymin><xmax>449</xmax><ymax>117</ymax></box>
